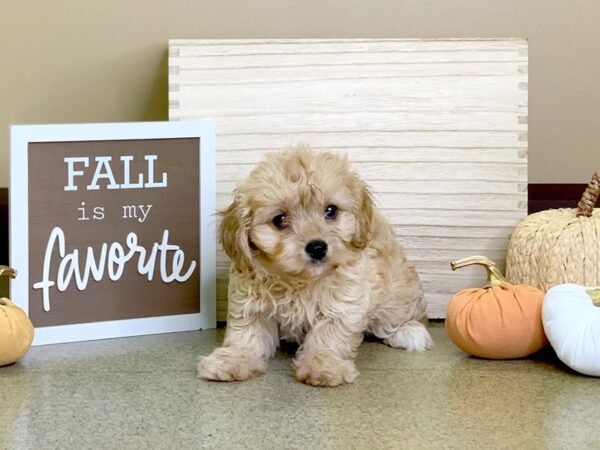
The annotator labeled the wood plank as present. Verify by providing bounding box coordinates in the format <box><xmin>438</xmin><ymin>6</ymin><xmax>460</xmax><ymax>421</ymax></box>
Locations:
<box><xmin>172</xmin><ymin>49</ymin><xmax>526</xmax><ymax>66</ymax></box>
<box><xmin>218</xmin><ymin>179</ymin><xmax>526</xmax><ymax>196</ymax></box>
<box><xmin>217</xmin><ymin>147</ymin><xmax>527</xmax><ymax>164</ymax></box>
<box><xmin>213</xmin><ymin>131</ymin><xmax>527</xmax><ymax>149</ymax></box>
<box><xmin>216</xmin><ymin>162</ymin><xmax>527</xmax><ymax>182</ymax></box>
<box><xmin>172</xmin><ymin>62</ymin><xmax>526</xmax><ymax>86</ymax></box>
<box><xmin>171</xmin><ymin>38</ymin><xmax>527</xmax><ymax>54</ymax></box>
<box><xmin>178</xmin><ymin>112</ymin><xmax>526</xmax><ymax>134</ymax></box>
<box><xmin>216</xmin><ymin>192</ymin><xmax>526</xmax><ymax>212</ymax></box>
<box><xmin>172</xmin><ymin>83</ymin><xmax>526</xmax><ymax>116</ymax></box>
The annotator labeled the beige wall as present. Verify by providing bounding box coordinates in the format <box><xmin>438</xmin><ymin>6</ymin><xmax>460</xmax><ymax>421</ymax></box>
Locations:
<box><xmin>1</xmin><ymin>0</ymin><xmax>598</xmax><ymax>186</ymax></box>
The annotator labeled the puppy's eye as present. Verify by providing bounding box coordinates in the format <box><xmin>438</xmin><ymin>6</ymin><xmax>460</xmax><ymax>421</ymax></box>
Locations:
<box><xmin>272</xmin><ymin>214</ymin><xmax>289</xmax><ymax>229</ymax></box>
<box><xmin>324</xmin><ymin>204</ymin><xmax>338</xmax><ymax>220</ymax></box>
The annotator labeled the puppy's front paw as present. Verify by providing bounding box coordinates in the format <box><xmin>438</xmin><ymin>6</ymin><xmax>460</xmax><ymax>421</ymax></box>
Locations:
<box><xmin>384</xmin><ymin>320</ymin><xmax>434</xmax><ymax>352</ymax></box>
<box><xmin>197</xmin><ymin>347</ymin><xmax>267</xmax><ymax>382</ymax></box>
<box><xmin>293</xmin><ymin>353</ymin><xmax>358</xmax><ymax>387</ymax></box>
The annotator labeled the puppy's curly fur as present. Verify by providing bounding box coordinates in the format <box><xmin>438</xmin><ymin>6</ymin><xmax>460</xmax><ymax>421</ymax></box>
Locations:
<box><xmin>198</xmin><ymin>147</ymin><xmax>433</xmax><ymax>387</ymax></box>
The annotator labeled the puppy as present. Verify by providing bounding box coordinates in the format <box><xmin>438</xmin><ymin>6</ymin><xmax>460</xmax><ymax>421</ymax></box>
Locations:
<box><xmin>198</xmin><ymin>147</ymin><xmax>433</xmax><ymax>387</ymax></box>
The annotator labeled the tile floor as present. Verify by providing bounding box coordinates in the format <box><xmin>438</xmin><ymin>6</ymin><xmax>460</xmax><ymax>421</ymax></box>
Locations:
<box><xmin>1</xmin><ymin>323</ymin><xmax>598</xmax><ymax>449</ymax></box>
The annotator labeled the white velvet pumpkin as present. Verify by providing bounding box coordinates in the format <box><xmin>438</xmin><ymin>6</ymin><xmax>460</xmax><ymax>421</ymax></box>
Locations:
<box><xmin>542</xmin><ymin>284</ymin><xmax>600</xmax><ymax>376</ymax></box>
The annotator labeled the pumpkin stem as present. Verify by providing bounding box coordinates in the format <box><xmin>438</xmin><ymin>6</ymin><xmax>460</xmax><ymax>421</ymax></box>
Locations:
<box><xmin>576</xmin><ymin>172</ymin><xmax>600</xmax><ymax>217</ymax></box>
<box><xmin>587</xmin><ymin>289</ymin><xmax>600</xmax><ymax>307</ymax></box>
<box><xmin>450</xmin><ymin>256</ymin><xmax>508</xmax><ymax>287</ymax></box>
<box><xmin>0</xmin><ymin>266</ymin><xmax>17</xmax><ymax>279</ymax></box>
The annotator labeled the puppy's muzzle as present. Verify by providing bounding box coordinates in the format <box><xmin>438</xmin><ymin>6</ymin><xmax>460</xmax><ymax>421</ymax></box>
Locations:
<box><xmin>305</xmin><ymin>240</ymin><xmax>328</xmax><ymax>261</ymax></box>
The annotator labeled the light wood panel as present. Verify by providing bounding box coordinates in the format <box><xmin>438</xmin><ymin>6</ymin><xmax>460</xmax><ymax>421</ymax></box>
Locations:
<box><xmin>169</xmin><ymin>39</ymin><xmax>528</xmax><ymax>320</ymax></box>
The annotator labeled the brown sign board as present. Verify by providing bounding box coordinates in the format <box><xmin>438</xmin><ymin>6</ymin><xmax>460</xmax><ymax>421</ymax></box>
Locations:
<box><xmin>10</xmin><ymin>122</ymin><xmax>216</xmax><ymax>345</ymax></box>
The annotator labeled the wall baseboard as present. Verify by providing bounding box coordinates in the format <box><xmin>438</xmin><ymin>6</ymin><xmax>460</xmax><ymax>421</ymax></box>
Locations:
<box><xmin>0</xmin><ymin>188</ymin><xmax>7</xmax><ymax>266</ymax></box>
<box><xmin>528</xmin><ymin>184</ymin><xmax>587</xmax><ymax>214</ymax></box>
<box><xmin>0</xmin><ymin>184</ymin><xmax>588</xmax><ymax>266</ymax></box>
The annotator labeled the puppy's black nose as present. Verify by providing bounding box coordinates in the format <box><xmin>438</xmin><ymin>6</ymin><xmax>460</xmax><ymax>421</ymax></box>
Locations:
<box><xmin>305</xmin><ymin>240</ymin><xmax>328</xmax><ymax>261</ymax></box>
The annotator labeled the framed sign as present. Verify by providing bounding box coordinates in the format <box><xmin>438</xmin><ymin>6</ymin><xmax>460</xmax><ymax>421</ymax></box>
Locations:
<box><xmin>10</xmin><ymin>121</ymin><xmax>216</xmax><ymax>345</ymax></box>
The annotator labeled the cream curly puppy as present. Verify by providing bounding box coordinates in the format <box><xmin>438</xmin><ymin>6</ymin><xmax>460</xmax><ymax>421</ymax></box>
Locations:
<box><xmin>198</xmin><ymin>147</ymin><xmax>433</xmax><ymax>387</ymax></box>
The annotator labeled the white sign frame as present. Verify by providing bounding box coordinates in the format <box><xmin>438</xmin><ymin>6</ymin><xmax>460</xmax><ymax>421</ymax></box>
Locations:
<box><xmin>10</xmin><ymin>121</ymin><xmax>216</xmax><ymax>345</ymax></box>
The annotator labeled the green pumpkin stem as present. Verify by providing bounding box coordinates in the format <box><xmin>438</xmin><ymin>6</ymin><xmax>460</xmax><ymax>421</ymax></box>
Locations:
<box><xmin>0</xmin><ymin>266</ymin><xmax>17</xmax><ymax>279</ymax></box>
<box><xmin>450</xmin><ymin>256</ymin><xmax>507</xmax><ymax>288</ymax></box>
<box><xmin>587</xmin><ymin>289</ymin><xmax>600</xmax><ymax>307</ymax></box>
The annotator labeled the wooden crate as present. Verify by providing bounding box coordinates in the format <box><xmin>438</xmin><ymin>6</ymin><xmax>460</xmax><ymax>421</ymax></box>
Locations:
<box><xmin>168</xmin><ymin>39</ymin><xmax>528</xmax><ymax>320</ymax></box>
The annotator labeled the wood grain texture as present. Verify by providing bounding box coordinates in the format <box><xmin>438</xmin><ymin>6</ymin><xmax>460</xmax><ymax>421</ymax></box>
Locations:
<box><xmin>168</xmin><ymin>39</ymin><xmax>528</xmax><ymax>320</ymax></box>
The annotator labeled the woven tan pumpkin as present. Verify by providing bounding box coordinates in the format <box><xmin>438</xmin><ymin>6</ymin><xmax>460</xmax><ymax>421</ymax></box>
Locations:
<box><xmin>506</xmin><ymin>172</ymin><xmax>600</xmax><ymax>291</ymax></box>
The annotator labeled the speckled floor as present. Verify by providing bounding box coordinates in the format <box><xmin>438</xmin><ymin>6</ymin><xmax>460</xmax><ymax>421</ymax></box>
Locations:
<box><xmin>0</xmin><ymin>322</ymin><xmax>598</xmax><ymax>449</ymax></box>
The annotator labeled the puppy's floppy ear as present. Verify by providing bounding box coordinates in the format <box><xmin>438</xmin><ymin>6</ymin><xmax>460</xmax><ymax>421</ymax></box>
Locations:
<box><xmin>352</xmin><ymin>180</ymin><xmax>375</xmax><ymax>249</ymax></box>
<box><xmin>219</xmin><ymin>196</ymin><xmax>254</xmax><ymax>271</ymax></box>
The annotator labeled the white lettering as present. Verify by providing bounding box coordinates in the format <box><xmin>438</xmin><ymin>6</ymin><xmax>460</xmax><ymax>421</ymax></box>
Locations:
<box><xmin>64</xmin><ymin>157</ymin><xmax>89</xmax><ymax>191</ymax></box>
<box><xmin>122</xmin><ymin>205</ymin><xmax>137</xmax><ymax>220</ymax></box>
<box><xmin>87</xmin><ymin>157</ymin><xmax>119</xmax><ymax>191</ymax></box>
<box><xmin>120</xmin><ymin>155</ymin><xmax>144</xmax><ymax>189</ymax></box>
<box><xmin>78</xmin><ymin>202</ymin><xmax>89</xmax><ymax>221</ymax></box>
<box><xmin>144</xmin><ymin>155</ymin><xmax>167</xmax><ymax>188</ymax></box>
<box><xmin>93</xmin><ymin>206</ymin><xmax>105</xmax><ymax>220</ymax></box>
<box><xmin>33</xmin><ymin>227</ymin><xmax>62</xmax><ymax>311</ymax></box>
<box><xmin>122</xmin><ymin>204</ymin><xmax>153</xmax><ymax>223</ymax></box>
<box><xmin>64</xmin><ymin>155</ymin><xmax>168</xmax><ymax>191</ymax></box>
<box><xmin>137</xmin><ymin>205</ymin><xmax>152</xmax><ymax>223</ymax></box>
<box><xmin>32</xmin><ymin>227</ymin><xmax>197</xmax><ymax>311</ymax></box>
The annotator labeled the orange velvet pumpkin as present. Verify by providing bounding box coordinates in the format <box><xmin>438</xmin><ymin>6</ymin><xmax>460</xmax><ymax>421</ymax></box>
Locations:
<box><xmin>446</xmin><ymin>256</ymin><xmax>547</xmax><ymax>359</ymax></box>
